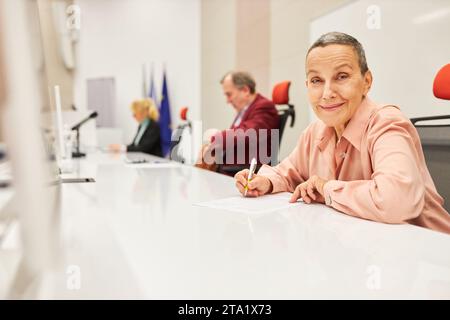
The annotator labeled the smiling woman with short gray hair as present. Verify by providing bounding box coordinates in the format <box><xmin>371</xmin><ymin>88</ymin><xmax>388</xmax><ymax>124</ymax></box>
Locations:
<box><xmin>234</xmin><ymin>32</ymin><xmax>450</xmax><ymax>235</ymax></box>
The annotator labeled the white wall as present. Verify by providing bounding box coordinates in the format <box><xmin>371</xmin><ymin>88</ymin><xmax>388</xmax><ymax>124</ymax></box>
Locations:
<box><xmin>74</xmin><ymin>0</ymin><xmax>201</xmax><ymax>145</ymax></box>
<box><xmin>310</xmin><ymin>0</ymin><xmax>450</xmax><ymax>122</ymax></box>
<box><xmin>270</xmin><ymin>0</ymin><xmax>350</xmax><ymax>158</ymax></box>
<box><xmin>201</xmin><ymin>0</ymin><xmax>236</xmax><ymax>133</ymax></box>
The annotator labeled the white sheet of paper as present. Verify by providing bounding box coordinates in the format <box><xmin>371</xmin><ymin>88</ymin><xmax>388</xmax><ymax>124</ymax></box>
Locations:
<box><xmin>194</xmin><ymin>192</ymin><xmax>297</xmax><ymax>214</ymax></box>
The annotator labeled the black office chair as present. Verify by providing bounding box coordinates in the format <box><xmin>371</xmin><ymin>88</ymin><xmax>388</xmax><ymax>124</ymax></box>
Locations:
<box><xmin>410</xmin><ymin>64</ymin><xmax>450</xmax><ymax>212</ymax></box>
<box><xmin>219</xmin><ymin>81</ymin><xmax>296</xmax><ymax>176</ymax></box>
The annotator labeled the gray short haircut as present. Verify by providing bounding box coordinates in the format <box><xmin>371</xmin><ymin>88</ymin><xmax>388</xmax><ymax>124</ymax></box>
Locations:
<box><xmin>220</xmin><ymin>71</ymin><xmax>256</xmax><ymax>94</ymax></box>
<box><xmin>307</xmin><ymin>32</ymin><xmax>369</xmax><ymax>75</ymax></box>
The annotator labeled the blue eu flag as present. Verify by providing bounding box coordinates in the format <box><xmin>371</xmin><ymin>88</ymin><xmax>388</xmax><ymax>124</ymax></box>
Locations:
<box><xmin>148</xmin><ymin>64</ymin><xmax>158</xmax><ymax>108</ymax></box>
<box><xmin>159</xmin><ymin>71</ymin><xmax>172</xmax><ymax>157</ymax></box>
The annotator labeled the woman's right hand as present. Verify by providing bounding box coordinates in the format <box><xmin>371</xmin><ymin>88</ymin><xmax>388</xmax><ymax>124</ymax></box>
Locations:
<box><xmin>234</xmin><ymin>169</ymin><xmax>272</xmax><ymax>197</ymax></box>
<box><xmin>108</xmin><ymin>143</ymin><xmax>124</xmax><ymax>153</ymax></box>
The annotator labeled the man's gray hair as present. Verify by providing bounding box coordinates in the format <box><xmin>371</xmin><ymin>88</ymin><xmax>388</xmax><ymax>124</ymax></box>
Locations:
<box><xmin>307</xmin><ymin>32</ymin><xmax>369</xmax><ymax>75</ymax></box>
<box><xmin>220</xmin><ymin>71</ymin><xmax>256</xmax><ymax>94</ymax></box>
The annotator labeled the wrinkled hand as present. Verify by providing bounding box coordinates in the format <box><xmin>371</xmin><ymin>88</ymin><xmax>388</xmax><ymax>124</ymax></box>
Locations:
<box><xmin>290</xmin><ymin>175</ymin><xmax>328</xmax><ymax>204</ymax></box>
<box><xmin>234</xmin><ymin>169</ymin><xmax>272</xmax><ymax>197</ymax></box>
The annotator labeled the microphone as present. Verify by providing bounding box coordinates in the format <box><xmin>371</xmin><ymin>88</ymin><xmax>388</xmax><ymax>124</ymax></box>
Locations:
<box><xmin>71</xmin><ymin>111</ymin><xmax>98</xmax><ymax>158</ymax></box>
<box><xmin>71</xmin><ymin>111</ymin><xmax>98</xmax><ymax>130</ymax></box>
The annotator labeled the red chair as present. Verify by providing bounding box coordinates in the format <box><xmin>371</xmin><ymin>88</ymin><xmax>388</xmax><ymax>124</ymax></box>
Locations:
<box><xmin>410</xmin><ymin>63</ymin><xmax>450</xmax><ymax>212</ymax></box>
<box><xmin>272</xmin><ymin>81</ymin><xmax>295</xmax><ymax>144</ymax></box>
<box><xmin>411</xmin><ymin>64</ymin><xmax>450</xmax><ymax>125</ymax></box>
<box><xmin>433</xmin><ymin>63</ymin><xmax>450</xmax><ymax>100</ymax></box>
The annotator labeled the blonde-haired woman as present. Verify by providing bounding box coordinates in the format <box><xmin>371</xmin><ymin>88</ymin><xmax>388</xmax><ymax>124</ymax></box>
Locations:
<box><xmin>109</xmin><ymin>98</ymin><xmax>162</xmax><ymax>156</ymax></box>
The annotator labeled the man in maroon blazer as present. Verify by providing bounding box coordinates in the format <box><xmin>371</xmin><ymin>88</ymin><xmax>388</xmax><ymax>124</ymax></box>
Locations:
<box><xmin>197</xmin><ymin>71</ymin><xmax>280</xmax><ymax>175</ymax></box>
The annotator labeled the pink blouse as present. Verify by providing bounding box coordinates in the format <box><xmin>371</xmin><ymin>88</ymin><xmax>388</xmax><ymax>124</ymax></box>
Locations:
<box><xmin>258</xmin><ymin>97</ymin><xmax>450</xmax><ymax>235</ymax></box>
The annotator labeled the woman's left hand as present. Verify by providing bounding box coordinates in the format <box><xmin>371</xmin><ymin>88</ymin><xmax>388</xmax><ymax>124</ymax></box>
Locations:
<box><xmin>290</xmin><ymin>175</ymin><xmax>328</xmax><ymax>204</ymax></box>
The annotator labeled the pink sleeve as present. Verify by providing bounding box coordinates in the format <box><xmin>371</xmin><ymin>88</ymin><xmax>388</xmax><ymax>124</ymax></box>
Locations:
<box><xmin>323</xmin><ymin>111</ymin><xmax>425</xmax><ymax>224</ymax></box>
<box><xmin>258</xmin><ymin>131</ymin><xmax>310</xmax><ymax>193</ymax></box>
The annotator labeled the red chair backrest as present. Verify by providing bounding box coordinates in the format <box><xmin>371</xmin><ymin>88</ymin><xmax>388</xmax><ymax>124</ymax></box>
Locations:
<box><xmin>179</xmin><ymin>106</ymin><xmax>188</xmax><ymax>121</ymax></box>
<box><xmin>433</xmin><ymin>64</ymin><xmax>450</xmax><ymax>100</ymax></box>
<box><xmin>272</xmin><ymin>81</ymin><xmax>291</xmax><ymax>105</ymax></box>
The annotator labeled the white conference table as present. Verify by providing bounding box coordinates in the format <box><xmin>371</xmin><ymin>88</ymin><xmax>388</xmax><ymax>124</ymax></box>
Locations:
<box><xmin>41</xmin><ymin>152</ymin><xmax>450</xmax><ymax>298</ymax></box>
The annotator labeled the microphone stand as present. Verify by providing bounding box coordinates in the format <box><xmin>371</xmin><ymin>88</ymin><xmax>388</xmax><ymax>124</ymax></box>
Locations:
<box><xmin>170</xmin><ymin>121</ymin><xmax>192</xmax><ymax>163</ymax></box>
<box><xmin>71</xmin><ymin>111</ymin><xmax>98</xmax><ymax>158</ymax></box>
<box><xmin>72</xmin><ymin>127</ymin><xmax>85</xmax><ymax>158</ymax></box>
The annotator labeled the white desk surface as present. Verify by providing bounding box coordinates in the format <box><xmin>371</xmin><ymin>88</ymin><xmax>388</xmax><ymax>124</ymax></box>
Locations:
<box><xmin>30</xmin><ymin>152</ymin><xmax>450</xmax><ymax>298</ymax></box>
